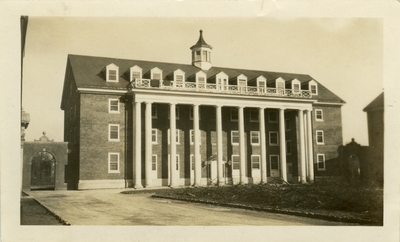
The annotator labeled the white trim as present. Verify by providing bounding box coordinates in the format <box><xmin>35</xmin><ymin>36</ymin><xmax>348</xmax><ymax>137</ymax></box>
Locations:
<box><xmin>315</xmin><ymin>109</ymin><xmax>324</xmax><ymax>121</ymax></box>
<box><xmin>269</xmin><ymin>131</ymin><xmax>279</xmax><ymax>146</ymax></box>
<box><xmin>317</xmin><ymin>154</ymin><xmax>326</xmax><ymax>171</ymax></box>
<box><xmin>77</xmin><ymin>88</ymin><xmax>128</xmax><ymax>94</ymax></box>
<box><xmin>309</xmin><ymin>80</ymin><xmax>318</xmax><ymax>95</ymax></box>
<box><xmin>314</xmin><ymin>102</ymin><xmax>345</xmax><ymax>106</ymax></box>
<box><xmin>231</xmin><ymin>131</ymin><xmax>239</xmax><ymax>145</ymax></box>
<box><xmin>195</xmin><ymin>71</ymin><xmax>207</xmax><ymax>86</ymax></box>
<box><xmin>276</xmin><ymin>77</ymin><xmax>285</xmax><ymax>90</ymax></box>
<box><xmin>291</xmin><ymin>78</ymin><xmax>301</xmax><ymax>93</ymax></box>
<box><xmin>250</xmin><ymin>131</ymin><xmax>260</xmax><ymax>146</ymax></box>
<box><xmin>151</xmin><ymin>129</ymin><xmax>157</xmax><ymax>144</ymax></box>
<box><xmin>168</xmin><ymin>154</ymin><xmax>180</xmax><ymax>171</ymax></box>
<box><xmin>168</xmin><ymin>129</ymin><xmax>180</xmax><ymax>145</ymax></box>
<box><xmin>106</xmin><ymin>63</ymin><xmax>119</xmax><ymax>82</ymax></box>
<box><xmin>108</xmin><ymin>98</ymin><xmax>120</xmax><ymax>113</ymax></box>
<box><xmin>251</xmin><ymin>155</ymin><xmax>260</xmax><ymax>170</ymax></box>
<box><xmin>173</xmin><ymin>69</ymin><xmax>185</xmax><ymax>86</ymax></box>
<box><xmin>152</xmin><ymin>105</ymin><xmax>158</xmax><ymax>119</ymax></box>
<box><xmin>108</xmin><ymin>152</ymin><xmax>120</xmax><ymax>173</ymax></box>
<box><xmin>269</xmin><ymin>154</ymin><xmax>280</xmax><ymax>171</ymax></box>
<box><xmin>231</xmin><ymin>155</ymin><xmax>240</xmax><ymax>170</ymax></box>
<box><xmin>190</xmin><ymin>129</ymin><xmax>201</xmax><ymax>145</ymax></box>
<box><xmin>130</xmin><ymin>65</ymin><xmax>143</xmax><ymax>82</ymax></box>
<box><xmin>316</xmin><ymin>130</ymin><xmax>324</xmax><ymax>145</ymax></box>
<box><xmin>108</xmin><ymin>124</ymin><xmax>120</xmax><ymax>141</ymax></box>
<box><xmin>151</xmin><ymin>67</ymin><xmax>163</xmax><ymax>80</ymax></box>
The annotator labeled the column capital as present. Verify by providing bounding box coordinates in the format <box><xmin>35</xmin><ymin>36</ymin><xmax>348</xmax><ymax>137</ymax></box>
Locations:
<box><xmin>279</xmin><ymin>108</ymin><xmax>286</xmax><ymax>111</ymax></box>
<box><xmin>144</xmin><ymin>101</ymin><xmax>153</xmax><ymax>105</ymax></box>
<box><xmin>169</xmin><ymin>102</ymin><xmax>177</xmax><ymax>106</ymax></box>
<box><xmin>214</xmin><ymin>104</ymin><xmax>223</xmax><ymax>108</ymax></box>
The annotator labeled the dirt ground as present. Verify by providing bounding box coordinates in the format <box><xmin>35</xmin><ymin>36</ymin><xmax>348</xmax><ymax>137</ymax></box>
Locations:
<box><xmin>20</xmin><ymin>194</ymin><xmax>65</xmax><ymax>226</ymax></box>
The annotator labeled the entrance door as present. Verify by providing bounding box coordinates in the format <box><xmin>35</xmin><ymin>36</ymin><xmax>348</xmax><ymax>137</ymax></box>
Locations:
<box><xmin>31</xmin><ymin>151</ymin><xmax>56</xmax><ymax>190</ymax></box>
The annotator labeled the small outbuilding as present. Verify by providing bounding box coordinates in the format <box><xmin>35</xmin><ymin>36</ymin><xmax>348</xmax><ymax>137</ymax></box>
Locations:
<box><xmin>22</xmin><ymin>132</ymin><xmax>68</xmax><ymax>191</ymax></box>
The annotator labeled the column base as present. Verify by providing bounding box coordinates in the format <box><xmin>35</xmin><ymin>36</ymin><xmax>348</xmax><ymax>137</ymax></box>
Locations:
<box><xmin>134</xmin><ymin>184</ymin><xmax>143</xmax><ymax>189</ymax></box>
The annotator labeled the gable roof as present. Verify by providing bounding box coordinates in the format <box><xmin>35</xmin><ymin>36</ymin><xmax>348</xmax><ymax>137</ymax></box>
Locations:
<box><xmin>363</xmin><ymin>92</ymin><xmax>384</xmax><ymax>112</ymax></box>
<box><xmin>63</xmin><ymin>54</ymin><xmax>345</xmax><ymax>105</ymax></box>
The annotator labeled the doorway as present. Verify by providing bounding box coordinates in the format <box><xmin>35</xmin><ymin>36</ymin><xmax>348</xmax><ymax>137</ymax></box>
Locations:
<box><xmin>31</xmin><ymin>150</ymin><xmax>56</xmax><ymax>190</ymax></box>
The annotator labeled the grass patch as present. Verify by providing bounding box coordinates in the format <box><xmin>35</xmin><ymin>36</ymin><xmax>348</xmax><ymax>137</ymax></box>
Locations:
<box><xmin>153</xmin><ymin>179</ymin><xmax>383</xmax><ymax>225</ymax></box>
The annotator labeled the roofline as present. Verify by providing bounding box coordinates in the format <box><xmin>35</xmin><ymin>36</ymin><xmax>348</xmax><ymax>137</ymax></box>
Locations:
<box><xmin>313</xmin><ymin>101</ymin><xmax>346</xmax><ymax>106</ymax></box>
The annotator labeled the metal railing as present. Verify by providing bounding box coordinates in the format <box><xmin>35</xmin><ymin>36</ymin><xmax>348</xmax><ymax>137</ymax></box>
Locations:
<box><xmin>130</xmin><ymin>79</ymin><xmax>312</xmax><ymax>98</ymax></box>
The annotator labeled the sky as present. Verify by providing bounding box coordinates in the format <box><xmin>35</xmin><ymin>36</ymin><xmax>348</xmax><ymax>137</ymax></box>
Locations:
<box><xmin>22</xmin><ymin>17</ymin><xmax>383</xmax><ymax>145</ymax></box>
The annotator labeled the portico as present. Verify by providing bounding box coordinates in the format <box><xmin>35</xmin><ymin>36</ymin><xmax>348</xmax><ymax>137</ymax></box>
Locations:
<box><xmin>131</xmin><ymin>89</ymin><xmax>316</xmax><ymax>187</ymax></box>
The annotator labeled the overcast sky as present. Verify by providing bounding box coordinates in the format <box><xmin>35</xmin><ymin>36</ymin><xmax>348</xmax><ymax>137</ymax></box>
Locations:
<box><xmin>22</xmin><ymin>17</ymin><xmax>383</xmax><ymax>145</ymax></box>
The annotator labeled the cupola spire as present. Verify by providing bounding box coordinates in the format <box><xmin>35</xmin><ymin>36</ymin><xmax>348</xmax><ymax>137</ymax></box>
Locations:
<box><xmin>190</xmin><ymin>30</ymin><xmax>213</xmax><ymax>70</ymax></box>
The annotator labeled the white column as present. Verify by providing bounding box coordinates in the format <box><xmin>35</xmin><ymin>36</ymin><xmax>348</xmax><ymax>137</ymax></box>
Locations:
<box><xmin>306</xmin><ymin>109</ymin><xmax>315</xmax><ymax>182</ymax></box>
<box><xmin>193</xmin><ymin>104</ymin><xmax>201</xmax><ymax>186</ymax></box>
<box><xmin>134</xmin><ymin>101</ymin><xmax>143</xmax><ymax>188</ymax></box>
<box><xmin>298</xmin><ymin>109</ymin><xmax>307</xmax><ymax>184</ymax></box>
<box><xmin>238</xmin><ymin>106</ymin><xmax>246</xmax><ymax>184</ymax></box>
<box><xmin>216</xmin><ymin>105</ymin><xmax>224</xmax><ymax>186</ymax></box>
<box><xmin>279</xmin><ymin>108</ymin><xmax>287</xmax><ymax>182</ymax></box>
<box><xmin>303</xmin><ymin>112</ymin><xmax>309</xmax><ymax>178</ymax></box>
<box><xmin>144</xmin><ymin>101</ymin><xmax>152</xmax><ymax>188</ymax></box>
<box><xmin>259</xmin><ymin>107</ymin><xmax>267</xmax><ymax>183</ymax></box>
<box><xmin>169</xmin><ymin>103</ymin><xmax>177</xmax><ymax>187</ymax></box>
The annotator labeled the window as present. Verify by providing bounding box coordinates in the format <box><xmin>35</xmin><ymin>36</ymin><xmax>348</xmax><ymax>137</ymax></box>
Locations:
<box><xmin>316</xmin><ymin>130</ymin><xmax>324</xmax><ymax>144</ymax></box>
<box><xmin>152</xmin><ymin>155</ymin><xmax>157</xmax><ymax>171</ymax></box>
<box><xmin>168</xmin><ymin>129</ymin><xmax>180</xmax><ymax>144</ymax></box>
<box><xmin>109</xmin><ymin>99</ymin><xmax>119</xmax><ymax>113</ymax></box>
<box><xmin>196</xmin><ymin>72</ymin><xmax>207</xmax><ymax>87</ymax></box>
<box><xmin>270</xmin><ymin>155</ymin><xmax>279</xmax><ymax>170</ymax></box>
<box><xmin>310</xmin><ymin>85</ymin><xmax>317</xmax><ymax>94</ymax></box>
<box><xmin>108</xmin><ymin>70</ymin><xmax>117</xmax><ymax>81</ymax></box>
<box><xmin>232</xmin><ymin>155</ymin><xmax>240</xmax><ymax>170</ymax></box>
<box><xmin>231</xmin><ymin>131</ymin><xmax>239</xmax><ymax>145</ymax></box>
<box><xmin>268</xmin><ymin>111</ymin><xmax>278</xmax><ymax>123</ymax></box>
<box><xmin>202</xmin><ymin>51</ymin><xmax>207</xmax><ymax>60</ymax></box>
<box><xmin>269</xmin><ymin>131</ymin><xmax>279</xmax><ymax>145</ymax></box>
<box><xmin>317</xmin><ymin>154</ymin><xmax>326</xmax><ymax>171</ymax></box>
<box><xmin>286</xmin><ymin>140</ymin><xmax>292</xmax><ymax>155</ymax></box>
<box><xmin>168</xmin><ymin>106</ymin><xmax>180</xmax><ymax>119</ymax></box>
<box><xmin>230</xmin><ymin>108</ymin><xmax>238</xmax><ymax>121</ymax></box>
<box><xmin>151</xmin><ymin>129</ymin><xmax>157</xmax><ymax>144</ymax></box>
<box><xmin>251</xmin><ymin>155</ymin><xmax>260</xmax><ymax>169</ymax></box>
<box><xmin>315</xmin><ymin>109</ymin><xmax>323</xmax><ymax>121</ymax></box>
<box><xmin>190</xmin><ymin>155</ymin><xmax>194</xmax><ymax>170</ymax></box>
<box><xmin>168</xmin><ymin>154</ymin><xmax>180</xmax><ymax>170</ymax></box>
<box><xmin>151</xmin><ymin>67</ymin><xmax>163</xmax><ymax>80</ymax></box>
<box><xmin>293</xmin><ymin>83</ymin><xmax>300</xmax><ymax>93</ymax></box>
<box><xmin>108</xmin><ymin>153</ymin><xmax>119</xmax><ymax>173</ymax></box>
<box><xmin>195</xmin><ymin>51</ymin><xmax>201</xmax><ymax>61</ymax></box>
<box><xmin>152</xmin><ymin>106</ymin><xmax>157</xmax><ymax>119</ymax></box>
<box><xmin>131</xmin><ymin>71</ymin><xmax>141</xmax><ymax>81</ymax></box>
<box><xmin>189</xmin><ymin>107</ymin><xmax>201</xmax><ymax>120</ymax></box>
<box><xmin>250</xmin><ymin>131</ymin><xmax>260</xmax><ymax>145</ymax></box>
<box><xmin>276</xmin><ymin>79</ymin><xmax>285</xmax><ymax>90</ymax></box>
<box><xmin>250</xmin><ymin>110</ymin><xmax>258</xmax><ymax>122</ymax></box>
<box><xmin>190</xmin><ymin>129</ymin><xmax>201</xmax><ymax>145</ymax></box>
<box><xmin>238</xmin><ymin>79</ymin><xmax>247</xmax><ymax>87</ymax></box>
<box><xmin>109</xmin><ymin>124</ymin><xmax>120</xmax><ymax>141</ymax></box>
<box><xmin>285</xmin><ymin>118</ymin><xmax>290</xmax><ymax>131</ymax></box>
<box><xmin>175</xmin><ymin>74</ymin><xmax>184</xmax><ymax>83</ymax></box>
<box><xmin>130</xmin><ymin>65</ymin><xmax>143</xmax><ymax>82</ymax></box>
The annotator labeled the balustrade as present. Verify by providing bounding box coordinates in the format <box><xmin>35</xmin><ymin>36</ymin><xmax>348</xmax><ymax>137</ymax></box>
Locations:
<box><xmin>130</xmin><ymin>79</ymin><xmax>311</xmax><ymax>98</ymax></box>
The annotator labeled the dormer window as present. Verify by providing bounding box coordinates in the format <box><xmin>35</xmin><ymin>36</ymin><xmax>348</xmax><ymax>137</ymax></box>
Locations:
<box><xmin>130</xmin><ymin>65</ymin><xmax>142</xmax><ymax>82</ymax></box>
<box><xmin>276</xmin><ymin>77</ymin><xmax>285</xmax><ymax>94</ymax></box>
<box><xmin>173</xmin><ymin>69</ymin><xmax>185</xmax><ymax>88</ymax></box>
<box><xmin>291</xmin><ymin>79</ymin><xmax>301</xmax><ymax>93</ymax></box>
<box><xmin>257</xmin><ymin>76</ymin><xmax>267</xmax><ymax>93</ymax></box>
<box><xmin>150</xmin><ymin>67</ymin><xmax>163</xmax><ymax>80</ymax></box>
<box><xmin>237</xmin><ymin>74</ymin><xmax>247</xmax><ymax>92</ymax></box>
<box><xmin>309</xmin><ymin>80</ymin><xmax>318</xmax><ymax>95</ymax></box>
<box><xmin>195</xmin><ymin>71</ymin><xmax>207</xmax><ymax>88</ymax></box>
<box><xmin>105</xmin><ymin>63</ymin><xmax>119</xmax><ymax>82</ymax></box>
<box><xmin>216</xmin><ymin>72</ymin><xmax>229</xmax><ymax>91</ymax></box>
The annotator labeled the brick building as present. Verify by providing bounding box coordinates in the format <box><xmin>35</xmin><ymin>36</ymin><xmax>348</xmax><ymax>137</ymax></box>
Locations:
<box><xmin>60</xmin><ymin>30</ymin><xmax>345</xmax><ymax>190</ymax></box>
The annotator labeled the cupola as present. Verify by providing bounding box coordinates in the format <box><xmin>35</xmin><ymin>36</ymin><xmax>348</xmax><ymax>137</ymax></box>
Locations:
<box><xmin>190</xmin><ymin>30</ymin><xmax>213</xmax><ymax>71</ymax></box>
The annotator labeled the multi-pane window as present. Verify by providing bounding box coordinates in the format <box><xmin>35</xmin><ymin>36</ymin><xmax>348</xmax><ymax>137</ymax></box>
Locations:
<box><xmin>151</xmin><ymin>129</ymin><xmax>157</xmax><ymax>144</ymax></box>
<box><xmin>315</xmin><ymin>109</ymin><xmax>323</xmax><ymax>121</ymax></box>
<box><xmin>238</xmin><ymin>79</ymin><xmax>247</xmax><ymax>87</ymax></box>
<box><xmin>251</xmin><ymin>155</ymin><xmax>260</xmax><ymax>169</ymax></box>
<box><xmin>293</xmin><ymin>83</ymin><xmax>300</xmax><ymax>93</ymax></box>
<box><xmin>152</xmin><ymin>155</ymin><xmax>157</xmax><ymax>171</ymax></box>
<box><xmin>195</xmin><ymin>51</ymin><xmax>201</xmax><ymax>61</ymax></box>
<box><xmin>268</xmin><ymin>111</ymin><xmax>278</xmax><ymax>123</ymax></box>
<box><xmin>310</xmin><ymin>84</ymin><xmax>317</xmax><ymax>95</ymax></box>
<box><xmin>230</xmin><ymin>108</ymin><xmax>238</xmax><ymax>121</ymax></box>
<box><xmin>175</xmin><ymin>74</ymin><xmax>184</xmax><ymax>83</ymax></box>
<box><xmin>286</xmin><ymin>140</ymin><xmax>292</xmax><ymax>155</ymax></box>
<box><xmin>190</xmin><ymin>155</ymin><xmax>194</xmax><ymax>170</ymax></box>
<box><xmin>108</xmin><ymin>153</ymin><xmax>119</xmax><ymax>173</ymax></box>
<box><xmin>152</xmin><ymin>106</ymin><xmax>157</xmax><ymax>119</ymax></box>
<box><xmin>317</xmin><ymin>154</ymin><xmax>325</xmax><ymax>171</ymax></box>
<box><xmin>231</xmin><ymin>131</ymin><xmax>239</xmax><ymax>145</ymax></box>
<box><xmin>197</xmin><ymin>77</ymin><xmax>206</xmax><ymax>86</ymax></box>
<box><xmin>316</xmin><ymin>130</ymin><xmax>324</xmax><ymax>144</ymax></box>
<box><xmin>168</xmin><ymin>155</ymin><xmax>180</xmax><ymax>170</ymax></box>
<box><xmin>232</xmin><ymin>155</ymin><xmax>240</xmax><ymax>170</ymax></box>
<box><xmin>168</xmin><ymin>129</ymin><xmax>180</xmax><ymax>144</ymax></box>
<box><xmin>152</xmin><ymin>72</ymin><xmax>161</xmax><ymax>80</ymax></box>
<box><xmin>190</xmin><ymin>129</ymin><xmax>201</xmax><ymax>145</ymax></box>
<box><xmin>109</xmin><ymin>99</ymin><xmax>119</xmax><ymax>113</ymax></box>
<box><xmin>269</xmin><ymin>131</ymin><xmax>279</xmax><ymax>145</ymax></box>
<box><xmin>109</xmin><ymin>124</ymin><xmax>120</xmax><ymax>141</ymax></box>
<box><xmin>270</xmin><ymin>155</ymin><xmax>279</xmax><ymax>170</ymax></box>
<box><xmin>250</xmin><ymin>110</ymin><xmax>258</xmax><ymax>122</ymax></box>
<box><xmin>108</xmin><ymin>70</ymin><xmax>117</xmax><ymax>81</ymax></box>
<box><xmin>202</xmin><ymin>51</ymin><xmax>207</xmax><ymax>61</ymax></box>
<box><xmin>131</xmin><ymin>71</ymin><xmax>141</xmax><ymax>81</ymax></box>
<box><xmin>250</xmin><ymin>131</ymin><xmax>260</xmax><ymax>145</ymax></box>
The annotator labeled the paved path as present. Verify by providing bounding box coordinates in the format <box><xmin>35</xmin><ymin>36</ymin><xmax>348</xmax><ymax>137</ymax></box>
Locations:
<box><xmin>26</xmin><ymin>189</ymin><xmax>355</xmax><ymax>226</ymax></box>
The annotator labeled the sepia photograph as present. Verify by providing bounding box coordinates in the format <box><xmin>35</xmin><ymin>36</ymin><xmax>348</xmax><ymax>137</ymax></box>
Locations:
<box><xmin>2</xmin><ymin>1</ymin><xmax>399</xmax><ymax>241</ymax></box>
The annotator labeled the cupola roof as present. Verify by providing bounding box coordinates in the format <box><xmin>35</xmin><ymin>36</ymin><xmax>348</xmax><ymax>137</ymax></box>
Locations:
<box><xmin>190</xmin><ymin>30</ymin><xmax>213</xmax><ymax>50</ymax></box>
